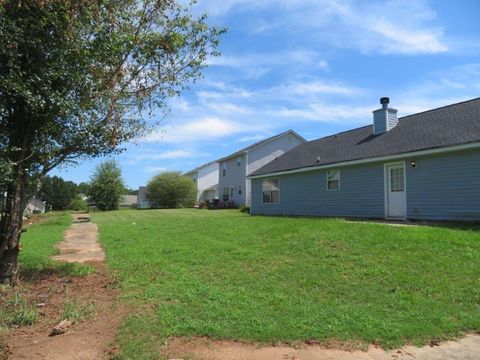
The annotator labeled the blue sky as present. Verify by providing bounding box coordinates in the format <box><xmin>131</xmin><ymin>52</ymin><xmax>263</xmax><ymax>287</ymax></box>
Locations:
<box><xmin>54</xmin><ymin>0</ymin><xmax>480</xmax><ymax>189</ymax></box>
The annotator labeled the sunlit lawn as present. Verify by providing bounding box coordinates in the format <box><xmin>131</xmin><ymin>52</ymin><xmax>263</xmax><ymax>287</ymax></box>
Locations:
<box><xmin>91</xmin><ymin>209</ymin><xmax>480</xmax><ymax>358</ymax></box>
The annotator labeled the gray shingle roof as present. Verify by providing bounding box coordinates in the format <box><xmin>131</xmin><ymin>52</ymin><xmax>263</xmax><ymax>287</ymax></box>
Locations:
<box><xmin>217</xmin><ymin>130</ymin><xmax>306</xmax><ymax>162</ymax></box>
<box><xmin>251</xmin><ymin>97</ymin><xmax>480</xmax><ymax>176</ymax></box>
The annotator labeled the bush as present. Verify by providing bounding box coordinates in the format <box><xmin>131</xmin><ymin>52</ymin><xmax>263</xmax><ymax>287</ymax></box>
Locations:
<box><xmin>146</xmin><ymin>171</ymin><xmax>196</xmax><ymax>208</ymax></box>
<box><xmin>68</xmin><ymin>196</ymin><xmax>88</xmax><ymax>211</ymax></box>
<box><xmin>88</xmin><ymin>160</ymin><xmax>125</xmax><ymax>211</ymax></box>
<box><xmin>240</xmin><ymin>206</ymin><xmax>250</xmax><ymax>214</ymax></box>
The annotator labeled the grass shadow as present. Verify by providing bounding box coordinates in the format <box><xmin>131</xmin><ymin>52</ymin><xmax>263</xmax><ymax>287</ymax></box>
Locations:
<box><xmin>19</xmin><ymin>261</ymin><xmax>94</xmax><ymax>282</ymax></box>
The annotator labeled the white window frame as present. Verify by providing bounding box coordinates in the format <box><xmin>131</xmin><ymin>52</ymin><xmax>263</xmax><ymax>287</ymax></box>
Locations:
<box><xmin>223</xmin><ymin>187</ymin><xmax>230</xmax><ymax>201</ymax></box>
<box><xmin>262</xmin><ymin>178</ymin><xmax>280</xmax><ymax>204</ymax></box>
<box><xmin>236</xmin><ymin>157</ymin><xmax>241</xmax><ymax>167</ymax></box>
<box><xmin>326</xmin><ymin>169</ymin><xmax>340</xmax><ymax>191</ymax></box>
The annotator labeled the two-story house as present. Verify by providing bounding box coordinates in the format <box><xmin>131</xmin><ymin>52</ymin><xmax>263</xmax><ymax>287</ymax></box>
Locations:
<box><xmin>218</xmin><ymin>130</ymin><xmax>305</xmax><ymax>207</ymax></box>
<box><xmin>185</xmin><ymin>161</ymin><xmax>219</xmax><ymax>203</ymax></box>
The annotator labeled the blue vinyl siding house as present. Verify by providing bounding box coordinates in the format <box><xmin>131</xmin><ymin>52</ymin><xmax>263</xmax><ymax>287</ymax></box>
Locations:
<box><xmin>249</xmin><ymin>97</ymin><xmax>480</xmax><ymax>221</ymax></box>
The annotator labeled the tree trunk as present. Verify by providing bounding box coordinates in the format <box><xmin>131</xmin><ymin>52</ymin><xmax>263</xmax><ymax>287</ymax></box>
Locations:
<box><xmin>0</xmin><ymin>177</ymin><xmax>27</xmax><ymax>286</ymax></box>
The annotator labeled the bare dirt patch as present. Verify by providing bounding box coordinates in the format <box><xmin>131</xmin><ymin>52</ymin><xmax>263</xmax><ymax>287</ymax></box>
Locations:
<box><xmin>3</xmin><ymin>263</ymin><xmax>124</xmax><ymax>360</ymax></box>
<box><xmin>2</xmin><ymin>213</ymin><xmax>124</xmax><ymax>360</ymax></box>
<box><xmin>164</xmin><ymin>335</ymin><xmax>480</xmax><ymax>360</ymax></box>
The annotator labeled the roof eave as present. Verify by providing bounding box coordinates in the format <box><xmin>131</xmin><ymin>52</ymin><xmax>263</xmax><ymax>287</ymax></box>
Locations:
<box><xmin>249</xmin><ymin>141</ymin><xmax>480</xmax><ymax>179</ymax></box>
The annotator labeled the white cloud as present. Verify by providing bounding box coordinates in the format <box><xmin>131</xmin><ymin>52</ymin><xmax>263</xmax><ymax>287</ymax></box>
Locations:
<box><xmin>317</xmin><ymin>60</ymin><xmax>329</xmax><ymax>71</ymax></box>
<box><xmin>141</xmin><ymin>117</ymin><xmax>247</xmax><ymax>143</ymax></box>
<box><xmin>275</xmin><ymin>81</ymin><xmax>359</xmax><ymax>96</ymax></box>
<box><xmin>197</xmin><ymin>0</ymin><xmax>448</xmax><ymax>55</ymax></box>
<box><xmin>207</xmin><ymin>50</ymin><xmax>328</xmax><ymax>72</ymax></box>
<box><xmin>132</xmin><ymin>150</ymin><xmax>208</xmax><ymax>161</ymax></box>
<box><xmin>144</xmin><ymin>166</ymin><xmax>168</xmax><ymax>174</ymax></box>
<box><xmin>267</xmin><ymin>103</ymin><xmax>373</xmax><ymax>123</ymax></box>
<box><xmin>237</xmin><ymin>134</ymin><xmax>271</xmax><ymax>143</ymax></box>
<box><xmin>393</xmin><ymin>63</ymin><xmax>480</xmax><ymax>116</ymax></box>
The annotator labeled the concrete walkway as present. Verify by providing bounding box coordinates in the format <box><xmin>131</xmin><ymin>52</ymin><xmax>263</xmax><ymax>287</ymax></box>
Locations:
<box><xmin>167</xmin><ymin>334</ymin><xmax>480</xmax><ymax>360</ymax></box>
<box><xmin>52</xmin><ymin>213</ymin><xmax>105</xmax><ymax>263</ymax></box>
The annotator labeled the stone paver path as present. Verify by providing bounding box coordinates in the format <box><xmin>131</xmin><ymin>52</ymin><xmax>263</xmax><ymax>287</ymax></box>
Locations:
<box><xmin>52</xmin><ymin>213</ymin><xmax>105</xmax><ymax>263</ymax></box>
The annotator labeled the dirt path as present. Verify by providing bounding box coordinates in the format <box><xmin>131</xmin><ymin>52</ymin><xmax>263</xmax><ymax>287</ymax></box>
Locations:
<box><xmin>6</xmin><ymin>213</ymin><xmax>121</xmax><ymax>360</ymax></box>
<box><xmin>165</xmin><ymin>335</ymin><xmax>480</xmax><ymax>360</ymax></box>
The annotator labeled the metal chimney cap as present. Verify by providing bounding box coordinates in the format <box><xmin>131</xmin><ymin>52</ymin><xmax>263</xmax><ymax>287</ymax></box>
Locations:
<box><xmin>380</xmin><ymin>97</ymin><xmax>390</xmax><ymax>105</ymax></box>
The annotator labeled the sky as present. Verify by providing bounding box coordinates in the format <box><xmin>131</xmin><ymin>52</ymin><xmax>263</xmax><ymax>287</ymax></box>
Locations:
<box><xmin>54</xmin><ymin>0</ymin><xmax>480</xmax><ymax>189</ymax></box>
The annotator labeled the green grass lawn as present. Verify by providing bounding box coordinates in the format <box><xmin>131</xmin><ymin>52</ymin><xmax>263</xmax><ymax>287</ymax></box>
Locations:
<box><xmin>1</xmin><ymin>213</ymin><xmax>91</xmax><ymax>336</ymax></box>
<box><xmin>91</xmin><ymin>209</ymin><xmax>480</xmax><ymax>357</ymax></box>
<box><xmin>19</xmin><ymin>212</ymin><xmax>93</xmax><ymax>279</ymax></box>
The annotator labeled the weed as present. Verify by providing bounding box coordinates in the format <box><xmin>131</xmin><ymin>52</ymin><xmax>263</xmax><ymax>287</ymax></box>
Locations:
<box><xmin>0</xmin><ymin>293</ymin><xmax>38</xmax><ymax>328</ymax></box>
<box><xmin>61</xmin><ymin>290</ymin><xmax>94</xmax><ymax>322</ymax></box>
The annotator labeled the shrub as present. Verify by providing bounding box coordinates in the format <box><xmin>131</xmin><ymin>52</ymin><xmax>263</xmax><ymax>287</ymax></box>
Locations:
<box><xmin>68</xmin><ymin>195</ymin><xmax>88</xmax><ymax>211</ymax></box>
<box><xmin>146</xmin><ymin>171</ymin><xmax>196</xmax><ymax>208</ymax></box>
<box><xmin>88</xmin><ymin>160</ymin><xmax>126</xmax><ymax>211</ymax></box>
<box><xmin>240</xmin><ymin>206</ymin><xmax>250</xmax><ymax>214</ymax></box>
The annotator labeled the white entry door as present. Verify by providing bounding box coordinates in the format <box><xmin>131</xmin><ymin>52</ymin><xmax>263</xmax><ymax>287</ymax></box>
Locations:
<box><xmin>385</xmin><ymin>163</ymin><xmax>406</xmax><ymax>218</ymax></box>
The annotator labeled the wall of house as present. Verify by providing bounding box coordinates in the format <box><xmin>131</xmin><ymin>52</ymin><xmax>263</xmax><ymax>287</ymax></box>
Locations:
<box><xmin>246</xmin><ymin>133</ymin><xmax>304</xmax><ymax>205</ymax></box>
<box><xmin>406</xmin><ymin>149</ymin><xmax>480</xmax><ymax>221</ymax></box>
<box><xmin>138</xmin><ymin>186</ymin><xmax>150</xmax><ymax>209</ymax></box>
<box><xmin>218</xmin><ymin>154</ymin><xmax>247</xmax><ymax>206</ymax></box>
<box><xmin>251</xmin><ymin>149</ymin><xmax>480</xmax><ymax>221</ymax></box>
<box><xmin>250</xmin><ymin>162</ymin><xmax>385</xmax><ymax>217</ymax></box>
<box><xmin>196</xmin><ymin>162</ymin><xmax>219</xmax><ymax>201</ymax></box>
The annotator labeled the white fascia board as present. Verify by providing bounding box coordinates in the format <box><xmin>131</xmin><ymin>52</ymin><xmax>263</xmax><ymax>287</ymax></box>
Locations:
<box><xmin>248</xmin><ymin>141</ymin><xmax>480</xmax><ymax>179</ymax></box>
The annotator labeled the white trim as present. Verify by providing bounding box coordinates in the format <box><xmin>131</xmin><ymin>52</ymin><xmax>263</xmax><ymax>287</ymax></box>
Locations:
<box><xmin>326</xmin><ymin>169</ymin><xmax>341</xmax><ymax>191</ymax></box>
<box><xmin>384</xmin><ymin>161</ymin><xmax>407</xmax><ymax>220</ymax></box>
<box><xmin>261</xmin><ymin>178</ymin><xmax>280</xmax><ymax>204</ymax></box>
<box><xmin>219</xmin><ymin>130</ymin><xmax>306</xmax><ymax>162</ymax></box>
<box><xmin>249</xmin><ymin>141</ymin><xmax>480</xmax><ymax>179</ymax></box>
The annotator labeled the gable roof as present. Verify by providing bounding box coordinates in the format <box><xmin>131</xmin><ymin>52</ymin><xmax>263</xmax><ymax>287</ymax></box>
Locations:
<box><xmin>251</xmin><ymin>97</ymin><xmax>480</xmax><ymax>177</ymax></box>
<box><xmin>217</xmin><ymin>130</ymin><xmax>306</xmax><ymax>162</ymax></box>
<box><xmin>184</xmin><ymin>160</ymin><xmax>219</xmax><ymax>175</ymax></box>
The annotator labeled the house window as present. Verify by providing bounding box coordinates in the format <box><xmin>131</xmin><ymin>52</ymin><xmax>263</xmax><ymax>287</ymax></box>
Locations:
<box><xmin>223</xmin><ymin>187</ymin><xmax>230</xmax><ymax>201</ymax></box>
<box><xmin>236</xmin><ymin>157</ymin><xmax>241</xmax><ymax>167</ymax></box>
<box><xmin>222</xmin><ymin>163</ymin><xmax>227</xmax><ymax>177</ymax></box>
<box><xmin>390</xmin><ymin>168</ymin><xmax>404</xmax><ymax>192</ymax></box>
<box><xmin>230</xmin><ymin>187</ymin><xmax>234</xmax><ymax>200</ymax></box>
<box><xmin>262</xmin><ymin>178</ymin><xmax>279</xmax><ymax>204</ymax></box>
<box><xmin>327</xmin><ymin>170</ymin><xmax>340</xmax><ymax>190</ymax></box>
<box><xmin>238</xmin><ymin>184</ymin><xmax>242</xmax><ymax>195</ymax></box>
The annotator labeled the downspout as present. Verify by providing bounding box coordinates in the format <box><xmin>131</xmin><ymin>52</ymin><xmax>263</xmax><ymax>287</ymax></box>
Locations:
<box><xmin>245</xmin><ymin>151</ymin><xmax>250</xmax><ymax>206</ymax></box>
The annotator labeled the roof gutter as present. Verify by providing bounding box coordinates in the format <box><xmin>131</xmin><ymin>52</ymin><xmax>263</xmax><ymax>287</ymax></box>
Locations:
<box><xmin>248</xmin><ymin>141</ymin><xmax>480</xmax><ymax>179</ymax></box>
<box><xmin>217</xmin><ymin>150</ymin><xmax>248</xmax><ymax>163</ymax></box>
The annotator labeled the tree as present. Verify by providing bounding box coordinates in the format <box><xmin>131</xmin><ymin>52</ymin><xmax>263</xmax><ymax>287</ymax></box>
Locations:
<box><xmin>146</xmin><ymin>171</ymin><xmax>196</xmax><ymax>208</ymax></box>
<box><xmin>67</xmin><ymin>195</ymin><xmax>88</xmax><ymax>212</ymax></box>
<box><xmin>77</xmin><ymin>182</ymin><xmax>91</xmax><ymax>197</ymax></box>
<box><xmin>38</xmin><ymin>175</ymin><xmax>78</xmax><ymax>210</ymax></box>
<box><xmin>88</xmin><ymin>160</ymin><xmax>125</xmax><ymax>211</ymax></box>
<box><xmin>0</xmin><ymin>0</ymin><xmax>223</xmax><ymax>283</ymax></box>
